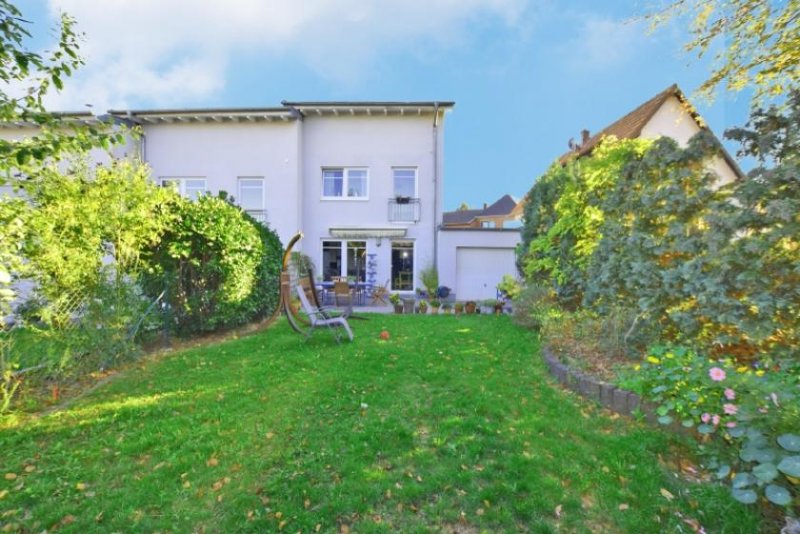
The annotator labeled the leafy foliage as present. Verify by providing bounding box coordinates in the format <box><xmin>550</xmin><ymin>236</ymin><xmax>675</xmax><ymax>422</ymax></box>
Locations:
<box><xmin>419</xmin><ymin>264</ymin><xmax>439</xmax><ymax>300</ymax></box>
<box><xmin>622</xmin><ymin>345</ymin><xmax>800</xmax><ymax>506</ymax></box>
<box><xmin>520</xmin><ymin>95</ymin><xmax>800</xmax><ymax>359</ymax></box>
<box><xmin>143</xmin><ymin>194</ymin><xmax>282</xmax><ymax>335</ymax></box>
<box><xmin>648</xmin><ymin>0</ymin><xmax>800</xmax><ymax>103</ymax></box>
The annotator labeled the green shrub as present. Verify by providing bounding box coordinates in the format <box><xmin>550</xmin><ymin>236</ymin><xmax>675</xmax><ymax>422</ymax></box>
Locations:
<box><xmin>621</xmin><ymin>345</ymin><xmax>800</xmax><ymax>507</ymax></box>
<box><xmin>419</xmin><ymin>264</ymin><xmax>439</xmax><ymax>299</ymax></box>
<box><xmin>143</xmin><ymin>194</ymin><xmax>282</xmax><ymax>335</ymax></box>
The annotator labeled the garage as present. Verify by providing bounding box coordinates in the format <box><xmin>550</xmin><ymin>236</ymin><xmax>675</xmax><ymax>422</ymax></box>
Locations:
<box><xmin>455</xmin><ymin>247</ymin><xmax>518</xmax><ymax>301</ymax></box>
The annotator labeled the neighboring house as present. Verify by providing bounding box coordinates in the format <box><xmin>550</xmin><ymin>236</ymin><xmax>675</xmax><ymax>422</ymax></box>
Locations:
<box><xmin>560</xmin><ymin>83</ymin><xmax>743</xmax><ymax>185</ymax></box>
<box><xmin>441</xmin><ymin>194</ymin><xmax>523</xmax><ymax>229</ymax></box>
<box><xmin>1</xmin><ymin>102</ymin><xmax>453</xmax><ymax>297</ymax></box>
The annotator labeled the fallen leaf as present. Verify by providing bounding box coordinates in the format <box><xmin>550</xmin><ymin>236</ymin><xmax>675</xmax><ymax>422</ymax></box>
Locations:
<box><xmin>275</xmin><ymin>511</ymin><xmax>283</xmax><ymax>519</ymax></box>
<box><xmin>207</xmin><ymin>457</ymin><xmax>219</xmax><ymax>467</ymax></box>
<box><xmin>4</xmin><ymin>473</ymin><xmax>16</xmax><ymax>481</ymax></box>
<box><xmin>315</xmin><ymin>524</ymin><xmax>322</xmax><ymax>532</ymax></box>
<box><xmin>265</xmin><ymin>432</ymin><xmax>275</xmax><ymax>439</ymax></box>
<box><xmin>0</xmin><ymin>490</ymin><xmax>7</xmax><ymax>500</ymax></box>
<box><xmin>212</xmin><ymin>481</ymin><xmax>224</xmax><ymax>491</ymax></box>
<box><xmin>76</xmin><ymin>482</ymin><xmax>88</xmax><ymax>491</ymax></box>
<box><xmin>183</xmin><ymin>481</ymin><xmax>191</xmax><ymax>489</ymax></box>
<box><xmin>23</xmin><ymin>465</ymin><xmax>35</xmax><ymax>473</ymax></box>
<box><xmin>476</xmin><ymin>508</ymin><xmax>485</xmax><ymax>516</ymax></box>
<box><xmin>61</xmin><ymin>515</ymin><xmax>76</xmax><ymax>526</ymax></box>
<box><xmin>304</xmin><ymin>499</ymin><xmax>311</xmax><ymax>509</ymax></box>
<box><xmin>278</xmin><ymin>519</ymin><xmax>287</xmax><ymax>529</ymax></box>
<box><xmin>95</xmin><ymin>511</ymin><xmax>104</xmax><ymax>523</ymax></box>
<box><xmin>555</xmin><ymin>504</ymin><xmax>563</xmax><ymax>518</ymax></box>
<box><xmin>660</xmin><ymin>488</ymin><xmax>675</xmax><ymax>501</ymax></box>
<box><xmin>619</xmin><ymin>503</ymin><xmax>629</xmax><ymax>511</ymax></box>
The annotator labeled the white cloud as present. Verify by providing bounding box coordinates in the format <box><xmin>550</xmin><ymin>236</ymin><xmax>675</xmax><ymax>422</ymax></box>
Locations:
<box><xmin>38</xmin><ymin>0</ymin><xmax>528</xmax><ymax>110</ymax></box>
<box><xmin>561</xmin><ymin>15</ymin><xmax>646</xmax><ymax>71</ymax></box>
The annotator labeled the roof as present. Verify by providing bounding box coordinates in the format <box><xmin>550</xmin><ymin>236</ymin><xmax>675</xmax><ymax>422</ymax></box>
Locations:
<box><xmin>0</xmin><ymin>111</ymin><xmax>103</xmax><ymax>128</ymax></box>
<box><xmin>559</xmin><ymin>84</ymin><xmax>743</xmax><ymax>179</ymax></box>
<box><xmin>106</xmin><ymin>107</ymin><xmax>297</xmax><ymax>124</ymax></box>
<box><xmin>442</xmin><ymin>194</ymin><xmax>519</xmax><ymax>225</ymax></box>
<box><xmin>282</xmin><ymin>101</ymin><xmax>454</xmax><ymax>118</ymax></box>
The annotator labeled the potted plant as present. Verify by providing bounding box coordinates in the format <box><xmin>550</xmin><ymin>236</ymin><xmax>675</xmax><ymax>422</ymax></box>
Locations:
<box><xmin>454</xmin><ymin>302</ymin><xmax>464</xmax><ymax>315</ymax></box>
<box><xmin>395</xmin><ymin>195</ymin><xmax>411</xmax><ymax>204</ymax></box>
<box><xmin>389</xmin><ymin>293</ymin><xmax>403</xmax><ymax>314</ymax></box>
<box><xmin>465</xmin><ymin>300</ymin><xmax>477</xmax><ymax>314</ymax></box>
<box><xmin>418</xmin><ymin>300</ymin><xmax>429</xmax><ymax>314</ymax></box>
<box><xmin>442</xmin><ymin>303</ymin><xmax>453</xmax><ymax>314</ymax></box>
<box><xmin>429</xmin><ymin>298</ymin><xmax>441</xmax><ymax>314</ymax></box>
<box><xmin>402</xmin><ymin>296</ymin><xmax>415</xmax><ymax>314</ymax></box>
<box><xmin>482</xmin><ymin>299</ymin><xmax>503</xmax><ymax>315</ymax></box>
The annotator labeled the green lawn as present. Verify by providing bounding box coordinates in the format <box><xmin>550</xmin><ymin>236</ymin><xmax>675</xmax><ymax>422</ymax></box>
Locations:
<box><xmin>0</xmin><ymin>315</ymin><xmax>759</xmax><ymax>532</ymax></box>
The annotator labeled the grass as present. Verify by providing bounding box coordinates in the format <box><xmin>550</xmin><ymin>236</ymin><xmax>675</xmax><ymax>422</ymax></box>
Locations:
<box><xmin>0</xmin><ymin>315</ymin><xmax>759</xmax><ymax>532</ymax></box>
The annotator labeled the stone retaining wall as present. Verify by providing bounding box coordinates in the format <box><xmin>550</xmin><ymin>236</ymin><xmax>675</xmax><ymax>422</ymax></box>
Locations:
<box><xmin>541</xmin><ymin>346</ymin><xmax>659</xmax><ymax>426</ymax></box>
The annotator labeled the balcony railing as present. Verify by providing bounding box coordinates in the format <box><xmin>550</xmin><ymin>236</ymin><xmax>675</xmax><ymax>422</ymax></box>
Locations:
<box><xmin>388</xmin><ymin>197</ymin><xmax>420</xmax><ymax>223</ymax></box>
<box><xmin>245</xmin><ymin>210</ymin><xmax>268</xmax><ymax>224</ymax></box>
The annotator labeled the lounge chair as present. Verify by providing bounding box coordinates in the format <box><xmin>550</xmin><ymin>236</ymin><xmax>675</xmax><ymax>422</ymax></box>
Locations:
<box><xmin>295</xmin><ymin>285</ymin><xmax>354</xmax><ymax>342</ymax></box>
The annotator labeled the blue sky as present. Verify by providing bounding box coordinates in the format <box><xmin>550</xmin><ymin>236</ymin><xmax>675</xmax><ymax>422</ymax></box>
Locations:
<box><xmin>23</xmin><ymin>0</ymin><xmax>752</xmax><ymax>210</ymax></box>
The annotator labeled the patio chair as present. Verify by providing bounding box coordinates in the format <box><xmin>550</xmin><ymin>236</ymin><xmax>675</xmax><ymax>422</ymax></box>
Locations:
<box><xmin>295</xmin><ymin>285</ymin><xmax>354</xmax><ymax>342</ymax></box>
<box><xmin>333</xmin><ymin>280</ymin><xmax>354</xmax><ymax>307</ymax></box>
<box><xmin>370</xmin><ymin>279</ymin><xmax>390</xmax><ymax>305</ymax></box>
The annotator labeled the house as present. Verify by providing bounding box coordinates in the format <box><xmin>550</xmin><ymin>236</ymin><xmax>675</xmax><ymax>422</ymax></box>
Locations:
<box><xmin>560</xmin><ymin>83</ymin><xmax>743</xmax><ymax>185</ymax></box>
<box><xmin>1</xmin><ymin>102</ymin><xmax>453</xmax><ymax>297</ymax></box>
<box><xmin>442</xmin><ymin>194</ymin><xmax>523</xmax><ymax>229</ymax></box>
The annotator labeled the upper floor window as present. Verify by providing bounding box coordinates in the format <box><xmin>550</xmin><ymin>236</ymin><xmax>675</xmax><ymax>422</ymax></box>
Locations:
<box><xmin>238</xmin><ymin>177</ymin><xmax>265</xmax><ymax>223</ymax></box>
<box><xmin>481</xmin><ymin>220</ymin><xmax>496</xmax><ymax>229</ymax></box>
<box><xmin>322</xmin><ymin>168</ymin><xmax>368</xmax><ymax>199</ymax></box>
<box><xmin>393</xmin><ymin>168</ymin><xmax>417</xmax><ymax>198</ymax></box>
<box><xmin>160</xmin><ymin>177</ymin><xmax>207</xmax><ymax>200</ymax></box>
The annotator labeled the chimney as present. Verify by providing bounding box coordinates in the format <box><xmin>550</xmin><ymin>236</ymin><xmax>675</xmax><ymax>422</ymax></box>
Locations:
<box><xmin>483</xmin><ymin>203</ymin><xmax>488</xmax><ymax>210</ymax></box>
<box><xmin>581</xmin><ymin>129</ymin><xmax>591</xmax><ymax>145</ymax></box>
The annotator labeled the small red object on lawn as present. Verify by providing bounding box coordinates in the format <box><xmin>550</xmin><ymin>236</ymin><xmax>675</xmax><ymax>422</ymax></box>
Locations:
<box><xmin>379</xmin><ymin>330</ymin><xmax>390</xmax><ymax>340</ymax></box>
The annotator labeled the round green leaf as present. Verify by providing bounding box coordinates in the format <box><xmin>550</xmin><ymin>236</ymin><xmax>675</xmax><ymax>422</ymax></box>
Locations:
<box><xmin>752</xmin><ymin>462</ymin><xmax>778</xmax><ymax>482</ymax></box>
<box><xmin>716</xmin><ymin>464</ymin><xmax>731</xmax><ymax>479</ymax></box>
<box><xmin>777</xmin><ymin>456</ymin><xmax>800</xmax><ymax>478</ymax></box>
<box><xmin>765</xmin><ymin>484</ymin><xmax>792</xmax><ymax>506</ymax></box>
<box><xmin>731</xmin><ymin>488</ymin><xmax>757</xmax><ymax>504</ymax></box>
<box><xmin>732</xmin><ymin>472</ymin><xmax>755</xmax><ymax>489</ymax></box>
<box><xmin>681</xmin><ymin>419</ymin><xmax>694</xmax><ymax>428</ymax></box>
<box><xmin>658</xmin><ymin>415</ymin><xmax>673</xmax><ymax>425</ymax></box>
<box><xmin>698</xmin><ymin>424</ymin><xmax>715</xmax><ymax>434</ymax></box>
<box><xmin>740</xmin><ymin>448</ymin><xmax>775</xmax><ymax>463</ymax></box>
<box><xmin>728</xmin><ymin>426</ymin><xmax>746</xmax><ymax>438</ymax></box>
<box><xmin>777</xmin><ymin>434</ymin><xmax>800</xmax><ymax>452</ymax></box>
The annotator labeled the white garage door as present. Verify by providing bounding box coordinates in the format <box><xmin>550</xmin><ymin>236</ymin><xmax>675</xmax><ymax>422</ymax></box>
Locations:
<box><xmin>455</xmin><ymin>247</ymin><xmax>517</xmax><ymax>301</ymax></box>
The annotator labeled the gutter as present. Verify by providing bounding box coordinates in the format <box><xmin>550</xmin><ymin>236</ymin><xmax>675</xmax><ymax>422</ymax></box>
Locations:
<box><xmin>432</xmin><ymin>102</ymin><xmax>440</xmax><ymax>270</ymax></box>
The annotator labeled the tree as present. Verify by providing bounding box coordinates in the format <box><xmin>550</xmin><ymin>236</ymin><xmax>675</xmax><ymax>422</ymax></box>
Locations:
<box><xmin>649</xmin><ymin>0</ymin><xmax>800</xmax><ymax>102</ymax></box>
<box><xmin>0</xmin><ymin>1</ymin><xmax>121</xmax><ymax>177</ymax></box>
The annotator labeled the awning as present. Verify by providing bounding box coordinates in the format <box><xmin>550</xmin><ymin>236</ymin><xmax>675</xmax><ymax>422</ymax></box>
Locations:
<box><xmin>329</xmin><ymin>227</ymin><xmax>407</xmax><ymax>239</ymax></box>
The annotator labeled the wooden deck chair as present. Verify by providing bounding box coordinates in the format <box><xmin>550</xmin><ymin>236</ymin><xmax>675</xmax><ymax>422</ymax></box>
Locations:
<box><xmin>370</xmin><ymin>279</ymin><xmax>390</xmax><ymax>305</ymax></box>
<box><xmin>295</xmin><ymin>285</ymin><xmax>354</xmax><ymax>342</ymax></box>
<box><xmin>333</xmin><ymin>280</ymin><xmax>354</xmax><ymax>307</ymax></box>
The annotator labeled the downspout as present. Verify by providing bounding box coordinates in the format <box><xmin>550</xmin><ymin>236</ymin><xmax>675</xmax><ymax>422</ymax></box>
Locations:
<box><xmin>432</xmin><ymin>102</ymin><xmax>440</xmax><ymax>270</ymax></box>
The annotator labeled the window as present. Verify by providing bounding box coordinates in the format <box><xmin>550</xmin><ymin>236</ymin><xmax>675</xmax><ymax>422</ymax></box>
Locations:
<box><xmin>322</xmin><ymin>240</ymin><xmax>367</xmax><ymax>281</ymax></box>
<box><xmin>391</xmin><ymin>168</ymin><xmax>418</xmax><ymax>222</ymax></box>
<box><xmin>393</xmin><ymin>168</ymin><xmax>416</xmax><ymax>198</ymax></box>
<box><xmin>238</xmin><ymin>177</ymin><xmax>265</xmax><ymax>222</ymax></box>
<box><xmin>322</xmin><ymin>168</ymin><xmax>368</xmax><ymax>199</ymax></box>
<box><xmin>391</xmin><ymin>241</ymin><xmax>414</xmax><ymax>291</ymax></box>
<box><xmin>481</xmin><ymin>220</ymin><xmax>496</xmax><ymax>229</ymax></box>
<box><xmin>160</xmin><ymin>177</ymin><xmax>207</xmax><ymax>200</ymax></box>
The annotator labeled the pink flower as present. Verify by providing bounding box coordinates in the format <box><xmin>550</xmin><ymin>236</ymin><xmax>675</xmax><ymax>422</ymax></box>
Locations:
<box><xmin>712</xmin><ymin>414</ymin><xmax>721</xmax><ymax>426</ymax></box>
<box><xmin>701</xmin><ymin>413</ymin><xmax>711</xmax><ymax>423</ymax></box>
<box><xmin>723</xmin><ymin>403</ymin><xmax>738</xmax><ymax>415</ymax></box>
<box><xmin>724</xmin><ymin>388</ymin><xmax>736</xmax><ymax>400</ymax></box>
<box><xmin>709</xmin><ymin>367</ymin><xmax>726</xmax><ymax>381</ymax></box>
<box><xmin>726</xmin><ymin>422</ymin><xmax>737</xmax><ymax>428</ymax></box>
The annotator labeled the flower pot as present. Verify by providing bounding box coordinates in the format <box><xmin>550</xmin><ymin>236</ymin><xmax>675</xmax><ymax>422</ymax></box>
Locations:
<box><xmin>430</xmin><ymin>305</ymin><xmax>440</xmax><ymax>315</ymax></box>
<box><xmin>402</xmin><ymin>298</ymin><xmax>415</xmax><ymax>314</ymax></box>
<box><xmin>465</xmin><ymin>302</ymin><xmax>477</xmax><ymax>314</ymax></box>
<box><xmin>393</xmin><ymin>304</ymin><xmax>403</xmax><ymax>314</ymax></box>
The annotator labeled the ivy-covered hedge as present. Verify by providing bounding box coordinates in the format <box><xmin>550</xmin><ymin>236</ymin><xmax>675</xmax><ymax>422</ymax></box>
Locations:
<box><xmin>143</xmin><ymin>194</ymin><xmax>283</xmax><ymax>335</ymax></box>
<box><xmin>519</xmin><ymin>94</ymin><xmax>800</xmax><ymax>361</ymax></box>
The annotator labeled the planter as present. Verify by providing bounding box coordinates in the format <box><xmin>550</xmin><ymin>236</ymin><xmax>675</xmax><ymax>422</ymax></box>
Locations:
<box><xmin>465</xmin><ymin>301</ymin><xmax>477</xmax><ymax>314</ymax></box>
<box><xmin>430</xmin><ymin>305</ymin><xmax>440</xmax><ymax>315</ymax></box>
<box><xmin>393</xmin><ymin>304</ymin><xmax>403</xmax><ymax>314</ymax></box>
<box><xmin>418</xmin><ymin>302</ymin><xmax>429</xmax><ymax>314</ymax></box>
<box><xmin>402</xmin><ymin>298</ymin><xmax>415</xmax><ymax>314</ymax></box>
<box><xmin>494</xmin><ymin>303</ymin><xmax>504</xmax><ymax>315</ymax></box>
<box><xmin>454</xmin><ymin>303</ymin><xmax>464</xmax><ymax>315</ymax></box>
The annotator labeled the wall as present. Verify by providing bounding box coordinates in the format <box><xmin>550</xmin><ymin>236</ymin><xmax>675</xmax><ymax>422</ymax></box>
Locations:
<box><xmin>640</xmin><ymin>96</ymin><xmax>739</xmax><ymax>187</ymax></box>
<box><xmin>142</xmin><ymin>120</ymin><xmax>301</xmax><ymax>244</ymax></box>
<box><xmin>300</xmin><ymin>113</ymin><xmax>443</xmax><ymax>292</ymax></box>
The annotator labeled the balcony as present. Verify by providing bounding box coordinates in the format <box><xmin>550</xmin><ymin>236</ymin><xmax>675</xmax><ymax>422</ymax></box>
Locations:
<box><xmin>246</xmin><ymin>210</ymin><xmax>268</xmax><ymax>224</ymax></box>
<box><xmin>388</xmin><ymin>197</ymin><xmax>420</xmax><ymax>223</ymax></box>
